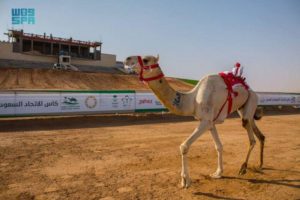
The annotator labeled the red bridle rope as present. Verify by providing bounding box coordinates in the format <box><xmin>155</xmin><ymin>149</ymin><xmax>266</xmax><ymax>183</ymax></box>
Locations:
<box><xmin>137</xmin><ymin>56</ymin><xmax>164</xmax><ymax>82</ymax></box>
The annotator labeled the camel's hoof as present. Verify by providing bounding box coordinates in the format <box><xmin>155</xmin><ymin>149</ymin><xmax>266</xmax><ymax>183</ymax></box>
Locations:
<box><xmin>181</xmin><ymin>177</ymin><xmax>191</xmax><ymax>188</ymax></box>
<box><xmin>239</xmin><ymin>163</ymin><xmax>247</xmax><ymax>175</ymax></box>
<box><xmin>210</xmin><ymin>172</ymin><xmax>222</xmax><ymax>179</ymax></box>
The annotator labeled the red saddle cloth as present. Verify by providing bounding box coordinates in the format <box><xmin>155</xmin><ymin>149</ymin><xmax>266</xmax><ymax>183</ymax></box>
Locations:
<box><xmin>219</xmin><ymin>72</ymin><xmax>249</xmax><ymax>92</ymax></box>
<box><xmin>215</xmin><ymin>72</ymin><xmax>249</xmax><ymax>120</ymax></box>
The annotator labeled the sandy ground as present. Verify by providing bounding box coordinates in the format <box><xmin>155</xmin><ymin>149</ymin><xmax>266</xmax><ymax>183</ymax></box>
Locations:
<box><xmin>0</xmin><ymin>114</ymin><xmax>299</xmax><ymax>200</ymax></box>
<box><xmin>0</xmin><ymin>68</ymin><xmax>193</xmax><ymax>91</ymax></box>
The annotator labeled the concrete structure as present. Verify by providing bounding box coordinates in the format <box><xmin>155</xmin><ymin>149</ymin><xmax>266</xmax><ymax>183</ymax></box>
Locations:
<box><xmin>0</xmin><ymin>30</ymin><xmax>116</xmax><ymax>68</ymax></box>
<box><xmin>7</xmin><ymin>29</ymin><xmax>101</xmax><ymax>60</ymax></box>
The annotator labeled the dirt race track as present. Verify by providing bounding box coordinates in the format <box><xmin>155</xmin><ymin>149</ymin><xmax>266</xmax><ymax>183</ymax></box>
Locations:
<box><xmin>0</xmin><ymin>114</ymin><xmax>299</xmax><ymax>200</ymax></box>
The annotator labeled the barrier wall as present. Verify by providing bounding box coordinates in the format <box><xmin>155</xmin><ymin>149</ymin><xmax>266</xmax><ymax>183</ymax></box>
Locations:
<box><xmin>0</xmin><ymin>90</ymin><xmax>299</xmax><ymax>117</ymax></box>
<box><xmin>0</xmin><ymin>90</ymin><xmax>137</xmax><ymax>117</ymax></box>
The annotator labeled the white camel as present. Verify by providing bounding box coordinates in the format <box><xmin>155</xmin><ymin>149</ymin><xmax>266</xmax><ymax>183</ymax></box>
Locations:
<box><xmin>124</xmin><ymin>55</ymin><xmax>265</xmax><ymax>188</ymax></box>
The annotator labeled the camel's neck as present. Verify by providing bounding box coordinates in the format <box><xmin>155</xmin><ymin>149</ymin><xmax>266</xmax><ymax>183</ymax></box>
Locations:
<box><xmin>147</xmin><ymin>77</ymin><xmax>195</xmax><ymax>116</ymax></box>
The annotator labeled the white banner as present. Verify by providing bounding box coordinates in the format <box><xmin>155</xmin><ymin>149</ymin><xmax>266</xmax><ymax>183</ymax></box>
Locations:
<box><xmin>257</xmin><ymin>93</ymin><xmax>300</xmax><ymax>105</ymax></box>
<box><xmin>135</xmin><ymin>93</ymin><xmax>164</xmax><ymax>110</ymax></box>
<box><xmin>0</xmin><ymin>91</ymin><xmax>299</xmax><ymax>117</ymax></box>
<box><xmin>0</xmin><ymin>92</ymin><xmax>136</xmax><ymax>116</ymax></box>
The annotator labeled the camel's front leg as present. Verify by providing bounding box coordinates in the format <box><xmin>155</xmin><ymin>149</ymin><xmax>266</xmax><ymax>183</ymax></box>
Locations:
<box><xmin>210</xmin><ymin>125</ymin><xmax>223</xmax><ymax>178</ymax></box>
<box><xmin>180</xmin><ymin>120</ymin><xmax>211</xmax><ymax>188</ymax></box>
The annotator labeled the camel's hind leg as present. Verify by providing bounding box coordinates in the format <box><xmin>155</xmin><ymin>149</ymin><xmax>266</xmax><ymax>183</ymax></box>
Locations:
<box><xmin>238</xmin><ymin>90</ymin><xmax>258</xmax><ymax>175</ymax></box>
<box><xmin>252</xmin><ymin>121</ymin><xmax>265</xmax><ymax>168</ymax></box>
<box><xmin>239</xmin><ymin>118</ymin><xmax>256</xmax><ymax>175</ymax></box>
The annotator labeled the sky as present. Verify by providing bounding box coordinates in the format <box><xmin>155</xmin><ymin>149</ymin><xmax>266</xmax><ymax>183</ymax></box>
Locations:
<box><xmin>0</xmin><ymin>0</ymin><xmax>299</xmax><ymax>92</ymax></box>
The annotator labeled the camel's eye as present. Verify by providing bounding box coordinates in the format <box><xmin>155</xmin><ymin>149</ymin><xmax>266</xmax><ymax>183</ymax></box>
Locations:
<box><xmin>143</xmin><ymin>59</ymin><xmax>149</xmax><ymax>64</ymax></box>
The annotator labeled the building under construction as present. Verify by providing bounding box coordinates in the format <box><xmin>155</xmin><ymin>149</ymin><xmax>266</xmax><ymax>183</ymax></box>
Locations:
<box><xmin>7</xmin><ymin>29</ymin><xmax>101</xmax><ymax>60</ymax></box>
<box><xmin>0</xmin><ymin>29</ymin><xmax>117</xmax><ymax>72</ymax></box>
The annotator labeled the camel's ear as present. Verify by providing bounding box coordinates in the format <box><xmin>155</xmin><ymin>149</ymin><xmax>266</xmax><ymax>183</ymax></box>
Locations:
<box><xmin>156</xmin><ymin>54</ymin><xmax>160</xmax><ymax>62</ymax></box>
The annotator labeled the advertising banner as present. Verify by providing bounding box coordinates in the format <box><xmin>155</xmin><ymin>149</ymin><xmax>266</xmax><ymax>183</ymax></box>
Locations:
<box><xmin>0</xmin><ymin>91</ymin><xmax>137</xmax><ymax>116</ymax></box>
<box><xmin>99</xmin><ymin>93</ymin><xmax>135</xmax><ymax>112</ymax></box>
<box><xmin>135</xmin><ymin>93</ymin><xmax>165</xmax><ymax>111</ymax></box>
<box><xmin>257</xmin><ymin>93</ymin><xmax>300</xmax><ymax>105</ymax></box>
<box><xmin>0</xmin><ymin>91</ymin><xmax>299</xmax><ymax>117</ymax></box>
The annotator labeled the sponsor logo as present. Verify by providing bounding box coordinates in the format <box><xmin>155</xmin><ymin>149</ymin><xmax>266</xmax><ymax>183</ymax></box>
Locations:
<box><xmin>112</xmin><ymin>95</ymin><xmax>119</xmax><ymax>108</ymax></box>
<box><xmin>137</xmin><ymin>97</ymin><xmax>163</xmax><ymax>108</ymax></box>
<box><xmin>297</xmin><ymin>96</ymin><xmax>300</xmax><ymax>104</ymax></box>
<box><xmin>112</xmin><ymin>95</ymin><xmax>133</xmax><ymax>108</ymax></box>
<box><xmin>291</xmin><ymin>96</ymin><xmax>296</xmax><ymax>104</ymax></box>
<box><xmin>155</xmin><ymin>100</ymin><xmax>162</xmax><ymax>106</ymax></box>
<box><xmin>139</xmin><ymin>99</ymin><xmax>153</xmax><ymax>104</ymax></box>
<box><xmin>12</xmin><ymin>8</ymin><xmax>35</xmax><ymax>25</ymax></box>
<box><xmin>62</xmin><ymin>97</ymin><xmax>78</xmax><ymax>105</ymax></box>
<box><xmin>85</xmin><ymin>96</ymin><xmax>97</xmax><ymax>109</ymax></box>
<box><xmin>121</xmin><ymin>95</ymin><xmax>133</xmax><ymax>107</ymax></box>
<box><xmin>61</xmin><ymin>96</ymin><xmax>80</xmax><ymax>110</ymax></box>
<box><xmin>260</xmin><ymin>98</ymin><xmax>266</xmax><ymax>103</ymax></box>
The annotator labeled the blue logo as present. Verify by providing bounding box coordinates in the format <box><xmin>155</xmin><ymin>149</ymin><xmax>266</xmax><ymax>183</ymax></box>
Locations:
<box><xmin>12</xmin><ymin>8</ymin><xmax>35</xmax><ymax>25</ymax></box>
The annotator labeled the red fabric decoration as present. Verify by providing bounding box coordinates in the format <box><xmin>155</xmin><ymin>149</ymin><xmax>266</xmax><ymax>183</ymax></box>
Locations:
<box><xmin>213</xmin><ymin>72</ymin><xmax>249</xmax><ymax>121</ymax></box>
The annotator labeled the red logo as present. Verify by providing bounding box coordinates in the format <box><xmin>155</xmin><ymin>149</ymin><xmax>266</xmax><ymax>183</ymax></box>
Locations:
<box><xmin>139</xmin><ymin>99</ymin><xmax>153</xmax><ymax>104</ymax></box>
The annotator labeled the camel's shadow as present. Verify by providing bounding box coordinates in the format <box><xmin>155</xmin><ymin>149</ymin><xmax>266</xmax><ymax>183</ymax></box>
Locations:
<box><xmin>193</xmin><ymin>191</ymin><xmax>244</xmax><ymax>200</ymax></box>
<box><xmin>193</xmin><ymin>167</ymin><xmax>300</xmax><ymax>200</ymax></box>
<box><xmin>237</xmin><ymin>167</ymin><xmax>300</xmax><ymax>189</ymax></box>
<box><xmin>222</xmin><ymin>176</ymin><xmax>300</xmax><ymax>189</ymax></box>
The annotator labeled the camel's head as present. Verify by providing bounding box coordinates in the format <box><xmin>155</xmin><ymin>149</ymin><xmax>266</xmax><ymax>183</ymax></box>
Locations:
<box><xmin>124</xmin><ymin>55</ymin><xmax>159</xmax><ymax>72</ymax></box>
<box><xmin>124</xmin><ymin>55</ymin><xmax>163</xmax><ymax>82</ymax></box>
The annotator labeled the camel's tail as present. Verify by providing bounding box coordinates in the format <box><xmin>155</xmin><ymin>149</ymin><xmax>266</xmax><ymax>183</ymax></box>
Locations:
<box><xmin>254</xmin><ymin>107</ymin><xmax>263</xmax><ymax>120</ymax></box>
